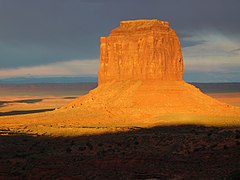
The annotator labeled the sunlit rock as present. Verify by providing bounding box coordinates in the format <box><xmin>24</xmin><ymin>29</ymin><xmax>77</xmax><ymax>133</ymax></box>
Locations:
<box><xmin>99</xmin><ymin>19</ymin><xmax>183</xmax><ymax>84</ymax></box>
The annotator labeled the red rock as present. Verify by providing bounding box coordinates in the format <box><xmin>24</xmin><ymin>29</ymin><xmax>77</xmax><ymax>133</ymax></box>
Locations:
<box><xmin>99</xmin><ymin>19</ymin><xmax>183</xmax><ymax>84</ymax></box>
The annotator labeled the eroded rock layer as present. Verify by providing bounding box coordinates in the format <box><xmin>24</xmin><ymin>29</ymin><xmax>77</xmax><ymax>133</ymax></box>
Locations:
<box><xmin>99</xmin><ymin>20</ymin><xmax>183</xmax><ymax>84</ymax></box>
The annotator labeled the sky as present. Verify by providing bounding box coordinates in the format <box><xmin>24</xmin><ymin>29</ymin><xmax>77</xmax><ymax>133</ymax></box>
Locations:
<box><xmin>0</xmin><ymin>0</ymin><xmax>240</xmax><ymax>82</ymax></box>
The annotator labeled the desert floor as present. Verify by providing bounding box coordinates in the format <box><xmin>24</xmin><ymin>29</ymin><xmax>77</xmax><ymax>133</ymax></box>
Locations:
<box><xmin>0</xmin><ymin>83</ymin><xmax>240</xmax><ymax>179</ymax></box>
<box><xmin>0</xmin><ymin>92</ymin><xmax>239</xmax><ymax>116</ymax></box>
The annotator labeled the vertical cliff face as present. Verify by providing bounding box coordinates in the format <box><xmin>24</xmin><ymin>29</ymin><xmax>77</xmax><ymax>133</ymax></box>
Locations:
<box><xmin>98</xmin><ymin>19</ymin><xmax>184</xmax><ymax>84</ymax></box>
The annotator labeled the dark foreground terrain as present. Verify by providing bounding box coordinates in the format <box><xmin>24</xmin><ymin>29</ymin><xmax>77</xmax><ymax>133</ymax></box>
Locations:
<box><xmin>1</xmin><ymin>125</ymin><xmax>240</xmax><ymax>179</ymax></box>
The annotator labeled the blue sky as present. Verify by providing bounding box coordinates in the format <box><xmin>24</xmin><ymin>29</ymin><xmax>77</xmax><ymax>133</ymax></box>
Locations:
<box><xmin>0</xmin><ymin>0</ymin><xmax>239</xmax><ymax>82</ymax></box>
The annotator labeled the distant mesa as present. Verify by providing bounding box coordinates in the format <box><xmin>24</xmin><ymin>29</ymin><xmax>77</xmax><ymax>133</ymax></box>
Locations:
<box><xmin>64</xmin><ymin>19</ymin><xmax>238</xmax><ymax>116</ymax></box>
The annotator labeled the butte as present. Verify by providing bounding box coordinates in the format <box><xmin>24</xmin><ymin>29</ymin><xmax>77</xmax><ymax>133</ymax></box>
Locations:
<box><xmin>62</xmin><ymin>19</ymin><xmax>239</xmax><ymax>121</ymax></box>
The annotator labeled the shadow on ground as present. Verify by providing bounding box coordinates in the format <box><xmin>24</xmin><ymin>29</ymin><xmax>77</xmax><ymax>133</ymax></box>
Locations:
<box><xmin>0</xmin><ymin>108</ymin><xmax>55</xmax><ymax>116</ymax></box>
<box><xmin>0</xmin><ymin>125</ymin><xmax>240</xmax><ymax>179</ymax></box>
<box><xmin>0</xmin><ymin>99</ymin><xmax>43</xmax><ymax>106</ymax></box>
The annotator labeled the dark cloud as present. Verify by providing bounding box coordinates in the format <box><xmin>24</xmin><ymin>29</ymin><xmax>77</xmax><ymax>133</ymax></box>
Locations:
<box><xmin>230</xmin><ymin>48</ymin><xmax>240</xmax><ymax>52</ymax></box>
<box><xmin>0</xmin><ymin>0</ymin><xmax>240</xmax><ymax>68</ymax></box>
<box><xmin>181</xmin><ymin>40</ymin><xmax>207</xmax><ymax>48</ymax></box>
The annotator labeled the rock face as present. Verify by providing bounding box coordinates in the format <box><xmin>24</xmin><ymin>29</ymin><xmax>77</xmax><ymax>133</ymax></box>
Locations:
<box><xmin>99</xmin><ymin>20</ymin><xmax>183</xmax><ymax>84</ymax></box>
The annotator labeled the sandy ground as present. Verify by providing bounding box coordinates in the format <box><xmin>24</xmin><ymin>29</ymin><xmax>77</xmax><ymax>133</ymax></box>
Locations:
<box><xmin>0</xmin><ymin>89</ymin><xmax>239</xmax><ymax>136</ymax></box>
<box><xmin>0</xmin><ymin>95</ymin><xmax>75</xmax><ymax>114</ymax></box>
<box><xmin>207</xmin><ymin>92</ymin><xmax>240</xmax><ymax>107</ymax></box>
<box><xmin>0</xmin><ymin>93</ymin><xmax>239</xmax><ymax>115</ymax></box>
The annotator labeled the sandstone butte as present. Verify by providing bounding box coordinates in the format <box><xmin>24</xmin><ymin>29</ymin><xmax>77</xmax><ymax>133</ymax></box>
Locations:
<box><xmin>98</xmin><ymin>20</ymin><xmax>183</xmax><ymax>83</ymax></box>
<box><xmin>0</xmin><ymin>19</ymin><xmax>239</xmax><ymax>136</ymax></box>
<box><xmin>65</xmin><ymin>19</ymin><xmax>238</xmax><ymax>114</ymax></box>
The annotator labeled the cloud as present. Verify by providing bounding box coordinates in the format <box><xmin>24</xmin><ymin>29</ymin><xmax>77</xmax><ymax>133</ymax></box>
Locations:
<box><xmin>181</xmin><ymin>30</ymin><xmax>240</xmax><ymax>82</ymax></box>
<box><xmin>183</xmin><ymin>71</ymin><xmax>240</xmax><ymax>82</ymax></box>
<box><xmin>229</xmin><ymin>48</ymin><xmax>240</xmax><ymax>55</ymax></box>
<box><xmin>181</xmin><ymin>40</ymin><xmax>207</xmax><ymax>48</ymax></box>
<box><xmin>184</xmin><ymin>57</ymin><xmax>240</xmax><ymax>72</ymax></box>
<box><xmin>0</xmin><ymin>59</ymin><xmax>99</xmax><ymax>79</ymax></box>
<box><xmin>182</xmin><ymin>30</ymin><xmax>240</xmax><ymax>59</ymax></box>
